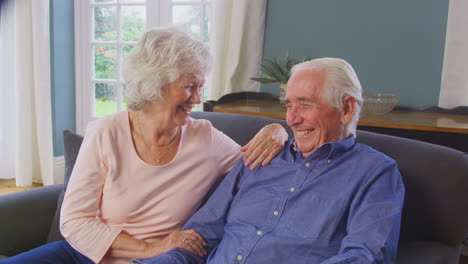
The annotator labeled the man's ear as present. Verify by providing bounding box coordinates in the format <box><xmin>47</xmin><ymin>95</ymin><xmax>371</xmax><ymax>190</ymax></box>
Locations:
<box><xmin>341</xmin><ymin>96</ymin><xmax>356</xmax><ymax>125</ymax></box>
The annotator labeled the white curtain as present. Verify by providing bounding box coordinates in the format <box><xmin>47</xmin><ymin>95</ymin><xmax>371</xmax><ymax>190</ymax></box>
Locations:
<box><xmin>0</xmin><ymin>0</ymin><xmax>54</xmax><ymax>186</ymax></box>
<box><xmin>439</xmin><ymin>0</ymin><xmax>468</xmax><ymax>108</ymax></box>
<box><xmin>207</xmin><ymin>0</ymin><xmax>267</xmax><ymax>100</ymax></box>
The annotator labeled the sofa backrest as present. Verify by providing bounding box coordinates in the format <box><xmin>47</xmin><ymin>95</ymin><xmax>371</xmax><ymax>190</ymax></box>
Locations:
<box><xmin>355</xmin><ymin>129</ymin><xmax>468</xmax><ymax>246</ymax></box>
<box><xmin>58</xmin><ymin>111</ymin><xmax>468</xmax><ymax>249</ymax></box>
<box><xmin>191</xmin><ymin>111</ymin><xmax>468</xmax><ymax>247</ymax></box>
<box><xmin>47</xmin><ymin>130</ymin><xmax>84</xmax><ymax>243</ymax></box>
<box><xmin>191</xmin><ymin>111</ymin><xmax>293</xmax><ymax>144</ymax></box>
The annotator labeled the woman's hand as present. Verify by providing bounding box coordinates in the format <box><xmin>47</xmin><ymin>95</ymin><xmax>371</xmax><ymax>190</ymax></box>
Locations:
<box><xmin>152</xmin><ymin>229</ymin><xmax>207</xmax><ymax>257</ymax></box>
<box><xmin>107</xmin><ymin>229</ymin><xmax>206</xmax><ymax>259</ymax></box>
<box><xmin>240</xmin><ymin>123</ymin><xmax>288</xmax><ymax>170</ymax></box>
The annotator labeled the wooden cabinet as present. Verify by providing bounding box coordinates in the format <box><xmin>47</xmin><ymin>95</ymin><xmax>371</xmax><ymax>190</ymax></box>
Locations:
<box><xmin>212</xmin><ymin>99</ymin><xmax>468</xmax><ymax>152</ymax></box>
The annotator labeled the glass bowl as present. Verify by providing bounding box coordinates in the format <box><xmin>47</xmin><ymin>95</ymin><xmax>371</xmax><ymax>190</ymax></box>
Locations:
<box><xmin>363</xmin><ymin>93</ymin><xmax>398</xmax><ymax>115</ymax></box>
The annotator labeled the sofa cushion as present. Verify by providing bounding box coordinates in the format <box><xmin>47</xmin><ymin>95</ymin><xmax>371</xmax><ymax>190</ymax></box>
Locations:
<box><xmin>47</xmin><ymin>130</ymin><xmax>84</xmax><ymax>242</ymax></box>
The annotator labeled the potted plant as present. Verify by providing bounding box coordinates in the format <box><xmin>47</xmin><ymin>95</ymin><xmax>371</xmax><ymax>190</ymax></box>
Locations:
<box><xmin>251</xmin><ymin>53</ymin><xmax>311</xmax><ymax>103</ymax></box>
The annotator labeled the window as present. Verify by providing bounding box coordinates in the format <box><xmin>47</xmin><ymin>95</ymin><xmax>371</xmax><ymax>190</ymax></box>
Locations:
<box><xmin>74</xmin><ymin>0</ymin><xmax>211</xmax><ymax>134</ymax></box>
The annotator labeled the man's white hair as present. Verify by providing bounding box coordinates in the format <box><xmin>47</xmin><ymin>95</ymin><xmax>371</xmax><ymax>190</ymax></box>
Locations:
<box><xmin>291</xmin><ymin>57</ymin><xmax>363</xmax><ymax>136</ymax></box>
<box><xmin>123</xmin><ymin>26</ymin><xmax>212</xmax><ymax>111</ymax></box>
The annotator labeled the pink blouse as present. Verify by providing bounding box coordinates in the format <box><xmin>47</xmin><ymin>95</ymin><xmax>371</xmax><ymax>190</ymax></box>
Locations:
<box><xmin>60</xmin><ymin>111</ymin><xmax>241</xmax><ymax>264</ymax></box>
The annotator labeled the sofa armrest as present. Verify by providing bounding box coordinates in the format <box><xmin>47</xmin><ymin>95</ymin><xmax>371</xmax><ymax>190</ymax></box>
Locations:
<box><xmin>0</xmin><ymin>184</ymin><xmax>63</xmax><ymax>257</ymax></box>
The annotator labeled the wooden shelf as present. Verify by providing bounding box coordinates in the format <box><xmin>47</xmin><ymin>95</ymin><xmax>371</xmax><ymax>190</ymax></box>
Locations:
<box><xmin>213</xmin><ymin>99</ymin><xmax>468</xmax><ymax>134</ymax></box>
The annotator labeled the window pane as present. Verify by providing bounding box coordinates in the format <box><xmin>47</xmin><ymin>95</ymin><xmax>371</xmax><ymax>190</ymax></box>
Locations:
<box><xmin>172</xmin><ymin>5</ymin><xmax>202</xmax><ymax>40</ymax></box>
<box><xmin>94</xmin><ymin>6</ymin><xmax>117</xmax><ymax>41</ymax></box>
<box><xmin>122</xmin><ymin>84</ymin><xmax>128</xmax><ymax>110</ymax></box>
<box><xmin>121</xmin><ymin>45</ymin><xmax>134</xmax><ymax>79</ymax></box>
<box><xmin>93</xmin><ymin>0</ymin><xmax>115</xmax><ymax>2</ymax></box>
<box><xmin>121</xmin><ymin>6</ymin><xmax>146</xmax><ymax>41</ymax></box>
<box><xmin>95</xmin><ymin>45</ymin><xmax>117</xmax><ymax>79</ymax></box>
<box><xmin>95</xmin><ymin>83</ymin><xmax>117</xmax><ymax>116</ymax></box>
<box><xmin>122</xmin><ymin>45</ymin><xmax>134</xmax><ymax>61</ymax></box>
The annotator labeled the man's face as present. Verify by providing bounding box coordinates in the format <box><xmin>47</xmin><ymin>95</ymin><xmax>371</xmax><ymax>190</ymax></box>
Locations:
<box><xmin>285</xmin><ymin>69</ymin><xmax>349</xmax><ymax>158</ymax></box>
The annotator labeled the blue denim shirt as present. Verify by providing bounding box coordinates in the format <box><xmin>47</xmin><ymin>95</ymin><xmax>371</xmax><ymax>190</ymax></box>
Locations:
<box><xmin>135</xmin><ymin>137</ymin><xmax>405</xmax><ymax>264</ymax></box>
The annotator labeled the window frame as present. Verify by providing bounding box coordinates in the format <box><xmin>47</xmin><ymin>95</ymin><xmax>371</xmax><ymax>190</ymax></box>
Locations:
<box><xmin>74</xmin><ymin>0</ymin><xmax>211</xmax><ymax>134</ymax></box>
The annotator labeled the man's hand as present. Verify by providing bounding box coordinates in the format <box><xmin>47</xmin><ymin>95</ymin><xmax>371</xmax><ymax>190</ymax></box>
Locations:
<box><xmin>240</xmin><ymin>123</ymin><xmax>288</xmax><ymax>170</ymax></box>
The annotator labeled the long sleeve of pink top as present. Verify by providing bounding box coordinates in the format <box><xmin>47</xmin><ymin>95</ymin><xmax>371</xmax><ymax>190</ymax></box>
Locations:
<box><xmin>60</xmin><ymin>111</ymin><xmax>241</xmax><ymax>264</ymax></box>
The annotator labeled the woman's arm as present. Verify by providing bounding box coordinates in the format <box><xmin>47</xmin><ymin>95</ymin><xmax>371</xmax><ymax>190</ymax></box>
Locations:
<box><xmin>241</xmin><ymin>123</ymin><xmax>288</xmax><ymax>170</ymax></box>
<box><xmin>60</xmin><ymin>122</ymin><xmax>123</xmax><ymax>263</ymax></box>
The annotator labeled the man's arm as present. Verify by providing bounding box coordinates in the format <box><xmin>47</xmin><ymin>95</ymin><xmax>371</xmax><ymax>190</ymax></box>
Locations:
<box><xmin>133</xmin><ymin>158</ymin><xmax>248</xmax><ymax>264</ymax></box>
<box><xmin>321</xmin><ymin>160</ymin><xmax>405</xmax><ymax>264</ymax></box>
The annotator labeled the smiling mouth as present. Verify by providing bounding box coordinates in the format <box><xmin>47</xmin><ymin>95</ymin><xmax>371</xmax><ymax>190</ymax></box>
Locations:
<box><xmin>296</xmin><ymin>129</ymin><xmax>314</xmax><ymax>136</ymax></box>
<box><xmin>179</xmin><ymin>105</ymin><xmax>193</xmax><ymax>114</ymax></box>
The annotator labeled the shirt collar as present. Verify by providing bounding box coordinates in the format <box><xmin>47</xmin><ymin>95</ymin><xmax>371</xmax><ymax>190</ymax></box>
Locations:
<box><xmin>288</xmin><ymin>136</ymin><xmax>355</xmax><ymax>161</ymax></box>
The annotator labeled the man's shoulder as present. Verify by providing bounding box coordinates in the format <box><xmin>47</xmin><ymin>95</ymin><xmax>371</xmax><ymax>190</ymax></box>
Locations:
<box><xmin>345</xmin><ymin>143</ymin><xmax>402</xmax><ymax>188</ymax></box>
<box><xmin>352</xmin><ymin>142</ymin><xmax>397</xmax><ymax>165</ymax></box>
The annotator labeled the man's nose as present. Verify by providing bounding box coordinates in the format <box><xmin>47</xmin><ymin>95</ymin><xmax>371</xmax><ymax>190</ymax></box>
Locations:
<box><xmin>286</xmin><ymin>106</ymin><xmax>302</xmax><ymax>126</ymax></box>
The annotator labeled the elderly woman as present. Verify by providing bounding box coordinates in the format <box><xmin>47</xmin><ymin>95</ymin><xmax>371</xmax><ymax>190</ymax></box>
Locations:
<box><xmin>0</xmin><ymin>27</ymin><xmax>287</xmax><ymax>264</ymax></box>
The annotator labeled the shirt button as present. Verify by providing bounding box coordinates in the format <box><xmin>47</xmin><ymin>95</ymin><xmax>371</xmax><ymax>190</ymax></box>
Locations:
<box><xmin>327</xmin><ymin>159</ymin><xmax>332</xmax><ymax>164</ymax></box>
<box><xmin>257</xmin><ymin>231</ymin><xmax>263</xmax><ymax>236</ymax></box>
<box><xmin>305</xmin><ymin>162</ymin><xmax>310</xmax><ymax>167</ymax></box>
<box><xmin>289</xmin><ymin>187</ymin><xmax>295</xmax><ymax>192</ymax></box>
<box><xmin>237</xmin><ymin>255</ymin><xmax>243</xmax><ymax>261</ymax></box>
<box><xmin>273</xmin><ymin>210</ymin><xmax>279</xmax><ymax>216</ymax></box>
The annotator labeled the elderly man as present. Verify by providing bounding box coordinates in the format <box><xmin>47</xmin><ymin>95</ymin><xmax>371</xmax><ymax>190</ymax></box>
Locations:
<box><xmin>135</xmin><ymin>58</ymin><xmax>405</xmax><ymax>264</ymax></box>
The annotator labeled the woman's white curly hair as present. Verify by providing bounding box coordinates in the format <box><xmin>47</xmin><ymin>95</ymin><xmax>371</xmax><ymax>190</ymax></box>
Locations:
<box><xmin>123</xmin><ymin>26</ymin><xmax>212</xmax><ymax>110</ymax></box>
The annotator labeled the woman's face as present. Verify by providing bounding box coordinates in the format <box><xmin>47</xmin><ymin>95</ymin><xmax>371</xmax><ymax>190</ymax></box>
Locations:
<box><xmin>159</xmin><ymin>73</ymin><xmax>205</xmax><ymax>126</ymax></box>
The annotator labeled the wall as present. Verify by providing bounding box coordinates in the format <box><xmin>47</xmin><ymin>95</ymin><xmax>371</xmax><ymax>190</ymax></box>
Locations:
<box><xmin>262</xmin><ymin>0</ymin><xmax>449</xmax><ymax>108</ymax></box>
<box><xmin>50</xmin><ymin>0</ymin><xmax>75</xmax><ymax>157</ymax></box>
<box><xmin>49</xmin><ymin>0</ymin><xmax>450</xmax><ymax>155</ymax></box>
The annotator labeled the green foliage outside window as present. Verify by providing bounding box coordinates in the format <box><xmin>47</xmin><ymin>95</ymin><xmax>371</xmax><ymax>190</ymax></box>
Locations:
<box><xmin>94</xmin><ymin>6</ymin><xmax>145</xmax><ymax>116</ymax></box>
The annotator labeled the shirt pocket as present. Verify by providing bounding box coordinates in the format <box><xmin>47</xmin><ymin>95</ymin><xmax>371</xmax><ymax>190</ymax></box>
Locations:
<box><xmin>282</xmin><ymin>195</ymin><xmax>348</xmax><ymax>241</ymax></box>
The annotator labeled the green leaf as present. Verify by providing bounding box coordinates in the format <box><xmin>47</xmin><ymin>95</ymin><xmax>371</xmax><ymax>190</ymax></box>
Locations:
<box><xmin>277</xmin><ymin>57</ymin><xmax>288</xmax><ymax>75</ymax></box>
<box><xmin>271</xmin><ymin>58</ymin><xmax>289</xmax><ymax>83</ymax></box>
<box><xmin>299</xmin><ymin>56</ymin><xmax>312</xmax><ymax>63</ymax></box>
<box><xmin>252</xmin><ymin>53</ymin><xmax>312</xmax><ymax>83</ymax></box>
<box><xmin>262</xmin><ymin>59</ymin><xmax>286</xmax><ymax>82</ymax></box>
<box><xmin>284</xmin><ymin>57</ymin><xmax>297</xmax><ymax>80</ymax></box>
<box><xmin>285</xmin><ymin>57</ymin><xmax>296</xmax><ymax>71</ymax></box>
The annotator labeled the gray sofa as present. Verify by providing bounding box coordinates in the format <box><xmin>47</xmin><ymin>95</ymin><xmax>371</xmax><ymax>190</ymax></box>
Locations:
<box><xmin>1</xmin><ymin>111</ymin><xmax>467</xmax><ymax>263</ymax></box>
